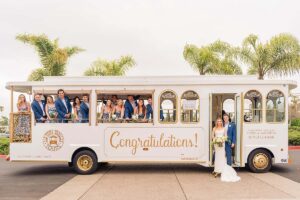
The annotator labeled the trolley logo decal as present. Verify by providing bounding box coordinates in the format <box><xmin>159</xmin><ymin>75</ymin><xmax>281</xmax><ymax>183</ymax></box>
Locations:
<box><xmin>43</xmin><ymin>130</ymin><xmax>64</xmax><ymax>151</ymax></box>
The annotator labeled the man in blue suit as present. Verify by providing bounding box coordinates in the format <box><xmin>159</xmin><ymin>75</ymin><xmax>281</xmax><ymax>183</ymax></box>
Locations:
<box><xmin>80</xmin><ymin>94</ymin><xmax>89</xmax><ymax>123</ymax></box>
<box><xmin>223</xmin><ymin>113</ymin><xmax>236</xmax><ymax>165</ymax></box>
<box><xmin>146</xmin><ymin>97</ymin><xmax>153</xmax><ymax>119</ymax></box>
<box><xmin>124</xmin><ymin>95</ymin><xmax>137</xmax><ymax>119</ymax></box>
<box><xmin>55</xmin><ymin>89</ymin><xmax>72</xmax><ymax>123</ymax></box>
<box><xmin>31</xmin><ymin>93</ymin><xmax>46</xmax><ymax>123</ymax></box>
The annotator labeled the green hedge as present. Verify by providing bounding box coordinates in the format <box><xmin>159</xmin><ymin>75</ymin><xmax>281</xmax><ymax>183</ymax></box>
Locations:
<box><xmin>289</xmin><ymin>126</ymin><xmax>300</xmax><ymax>145</ymax></box>
<box><xmin>291</xmin><ymin>118</ymin><xmax>300</xmax><ymax>127</ymax></box>
<box><xmin>0</xmin><ymin>138</ymin><xmax>9</xmax><ymax>155</ymax></box>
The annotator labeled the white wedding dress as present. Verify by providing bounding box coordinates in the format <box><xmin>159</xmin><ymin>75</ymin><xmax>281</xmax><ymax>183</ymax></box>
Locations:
<box><xmin>214</xmin><ymin>128</ymin><xmax>241</xmax><ymax>182</ymax></box>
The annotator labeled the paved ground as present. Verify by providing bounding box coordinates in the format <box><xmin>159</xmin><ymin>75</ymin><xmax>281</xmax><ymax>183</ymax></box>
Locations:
<box><xmin>42</xmin><ymin>163</ymin><xmax>300</xmax><ymax>200</ymax></box>
<box><xmin>271</xmin><ymin>150</ymin><xmax>300</xmax><ymax>183</ymax></box>
<box><xmin>0</xmin><ymin>159</ymin><xmax>75</xmax><ymax>200</ymax></box>
<box><xmin>0</xmin><ymin>150</ymin><xmax>299</xmax><ymax>200</ymax></box>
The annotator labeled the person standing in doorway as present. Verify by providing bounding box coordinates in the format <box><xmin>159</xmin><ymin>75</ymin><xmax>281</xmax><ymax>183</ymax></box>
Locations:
<box><xmin>223</xmin><ymin>113</ymin><xmax>236</xmax><ymax>166</ymax></box>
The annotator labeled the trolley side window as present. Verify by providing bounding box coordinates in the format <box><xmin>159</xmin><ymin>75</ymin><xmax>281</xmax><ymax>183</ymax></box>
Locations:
<box><xmin>266</xmin><ymin>90</ymin><xmax>285</xmax><ymax>123</ymax></box>
<box><xmin>244</xmin><ymin>90</ymin><xmax>262</xmax><ymax>123</ymax></box>
<box><xmin>159</xmin><ymin>90</ymin><xmax>177</xmax><ymax>123</ymax></box>
<box><xmin>96</xmin><ymin>93</ymin><xmax>153</xmax><ymax>123</ymax></box>
<box><xmin>31</xmin><ymin>91</ymin><xmax>91</xmax><ymax>124</ymax></box>
<box><xmin>180</xmin><ymin>90</ymin><xmax>200</xmax><ymax>123</ymax></box>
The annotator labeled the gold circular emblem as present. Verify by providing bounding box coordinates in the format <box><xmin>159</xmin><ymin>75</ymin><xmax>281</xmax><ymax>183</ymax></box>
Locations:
<box><xmin>43</xmin><ymin>130</ymin><xmax>64</xmax><ymax>151</ymax></box>
<box><xmin>253</xmin><ymin>153</ymin><xmax>269</xmax><ymax>169</ymax></box>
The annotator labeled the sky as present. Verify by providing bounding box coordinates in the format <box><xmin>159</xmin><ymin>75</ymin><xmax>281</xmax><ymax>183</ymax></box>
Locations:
<box><xmin>0</xmin><ymin>0</ymin><xmax>299</xmax><ymax>116</ymax></box>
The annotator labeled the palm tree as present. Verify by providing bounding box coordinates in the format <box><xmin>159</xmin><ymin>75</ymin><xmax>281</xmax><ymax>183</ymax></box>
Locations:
<box><xmin>16</xmin><ymin>34</ymin><xmax>84</xmax><ymax>81</ymax></box>
<box><xmin>239</xmin><ymin>33</ymin><xmax>300</xmax><ymax>79</ymax></box>
<box><xmin>84</xmin><ymin>56</ymin><xmax>135</xmax><ymax>76</ymax></box>
<box><xmin>183</xmin><ymin>40</ymin><xmax>242</xmax><ymax>75</ymax></box>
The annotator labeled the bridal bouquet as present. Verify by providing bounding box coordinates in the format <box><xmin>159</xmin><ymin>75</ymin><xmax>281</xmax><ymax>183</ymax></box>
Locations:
<box><xmin>212</xmin><ymin>136</ymin><xmax>228</xmax><ymax>147</ymax></box>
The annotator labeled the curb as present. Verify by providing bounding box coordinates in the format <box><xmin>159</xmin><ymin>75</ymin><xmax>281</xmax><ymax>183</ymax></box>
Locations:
<box><xmin>0</xmin><ymin>155</ymin><xmax>7</xmax><ymax>159</ymax></box>
<box><xmin>289</xmin><ymin>146</ymin><xmax>300</xmax><ymax>150</ymax></box>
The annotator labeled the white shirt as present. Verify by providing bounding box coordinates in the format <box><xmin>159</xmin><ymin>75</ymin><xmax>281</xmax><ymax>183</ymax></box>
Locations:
<box><xmin>85</xmin><ymin>102</ymin><xmax>89</xmax><ymax>108</ymax></box>
<box><xmin>224</xmin><ymin>122</ymin><xmax>229</xmax><ymax>133</ymax></box>
<box><xmin>130</xmin><ymin>101</ymin><xmax>136</xmax><ymax>109</ymax></box>
<box><xmin>38</xmin><ymin>101</ymin><xmax>45</xmax><ymax>116</ymax></box>
<box><xmin>62</xmin><ymin>98</ymin><xmax>68</xmax><ymax>113</ymax></box>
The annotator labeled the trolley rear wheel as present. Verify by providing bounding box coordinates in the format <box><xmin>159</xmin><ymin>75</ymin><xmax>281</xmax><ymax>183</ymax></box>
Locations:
<box><xmin>247</xmin><ymin>149</ymin><xmax>272</xmax><ymax>173</ymax></box>
<box><xmin>72</xmin><ymin>150</ymin><xmax>98</xmax><ymax>174</ymax></box>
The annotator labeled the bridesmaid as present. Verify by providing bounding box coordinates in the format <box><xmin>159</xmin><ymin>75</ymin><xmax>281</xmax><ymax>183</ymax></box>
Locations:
<box><xmin>17</xmin><ymin>94</ymin><xmax>31</xmax><ymax>112</ymax></box>
<box><xmin>45</xmin><ymin>96</ymin><xmax>57</xmax><ymax>123</ymax></box>
<box><xmin>101</xmin><ymin>100</ymin><xmax>113</xmax><ymax>121</ymax></box>
<box><xmin>113</xmin><ymin>99</ymin><xmax>124</xmax><ymax>119</ymax></box>
<box><xmin>73</xmin><ymin>96</ymin><xmax>82</xmax><ymax>123</ymax></box>
<box><xmin>16</xmin><ymin>94</ymin><xmax>31</xmax><ymax>142</ymax></box>
<box><xmin>134</xmin><ymin>99</ymin><xmax>146</xmax><ymax>121</ymax></box>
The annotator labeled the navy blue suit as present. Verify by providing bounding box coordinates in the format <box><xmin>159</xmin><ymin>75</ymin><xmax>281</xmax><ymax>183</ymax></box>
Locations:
<box><xmin>80</xmin><ymin>102</ymin><xmax>89</xmax><ymax>123</ymax></box>
<box><xmin>124</xmin><ymin>100</ymin><xmax>137</xmax><ymax>119</ymax></box>
<box><xmin>55</xmin><ymin>97</ymin><xmax>72</xmax><ymax>123</ymax></box>
<box><xmin>31</xmin><ymin>100</ymin><xmax>46</xmax><ymax>122</ymax></box>
<box><xmin>146</xmin><ymin>104</ymin><xmax>153</xmax><ymax>119</ymax></box>
<box><xmin>225</xmin><ymin>122</ymin><xmax>237</xmax><ymax>165</ymax></box>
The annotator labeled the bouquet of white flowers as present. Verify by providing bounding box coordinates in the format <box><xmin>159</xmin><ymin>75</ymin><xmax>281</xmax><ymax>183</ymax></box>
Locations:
<box><xmin>212</xmin><ymin>136</ymin><xmax>228</xmax><ymax>147</ymax></box>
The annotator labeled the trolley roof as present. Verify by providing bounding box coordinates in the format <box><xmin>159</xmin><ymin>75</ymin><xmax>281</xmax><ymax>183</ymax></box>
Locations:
<box><xmin>6</xmin><ymin>75</ymin><xmax>298</xmax><ymax>93</ymax></box>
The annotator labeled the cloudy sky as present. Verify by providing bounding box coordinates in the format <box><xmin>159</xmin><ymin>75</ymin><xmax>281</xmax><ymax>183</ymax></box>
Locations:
<box><xmin>0</xmin><ymin>0</ymin><xmax>299</xmax><ymax>116</ymax></box>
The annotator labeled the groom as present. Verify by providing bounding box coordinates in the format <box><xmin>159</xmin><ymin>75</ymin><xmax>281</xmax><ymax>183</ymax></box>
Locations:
<box><xmin>223</xmin><ymin>113</ymin><xmax>236</xmax><ymax>166</ymax></box>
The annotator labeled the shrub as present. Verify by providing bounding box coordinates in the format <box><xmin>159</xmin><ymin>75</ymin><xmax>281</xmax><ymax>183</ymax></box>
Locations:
<box><xmin>0</xmin><ymin>138</ymin><xmax>9</xmax><ymax>155</ymax></box>
<box><xmin>289</xmin><ymin>127</ymin><xmax>300</xmax><ymax>145</ymax></box>
<box><xmin>291</xmin><ymin>118</ymin><xmax>300</xmax><ymax>127</ymax></box>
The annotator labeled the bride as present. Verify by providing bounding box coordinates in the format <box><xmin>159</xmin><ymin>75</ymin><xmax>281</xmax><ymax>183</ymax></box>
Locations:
<box><xmin>212</xmin><ymin>117</ymin><xmax>241</xmax><ymax>182</ymax></box>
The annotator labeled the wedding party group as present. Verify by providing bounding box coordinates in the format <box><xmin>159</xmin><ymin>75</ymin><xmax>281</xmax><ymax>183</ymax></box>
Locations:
<box><xmin>17</xmin><ymin>89</ymin><xmax>89</xmax><ymax>123</ymax></box>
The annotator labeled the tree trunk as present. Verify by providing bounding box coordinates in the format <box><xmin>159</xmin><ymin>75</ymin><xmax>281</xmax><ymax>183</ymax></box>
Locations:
<box><xmin>258</xmin><ymin>72</ymin><xmax>264</xmax><ymax>80</ymax></box>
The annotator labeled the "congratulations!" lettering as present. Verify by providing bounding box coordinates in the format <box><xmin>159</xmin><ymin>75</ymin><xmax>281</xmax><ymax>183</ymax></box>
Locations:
<box><xmin>110</xmin><ymin>131</ymin><xmax>198</xmax><ymax>155</ymax></box>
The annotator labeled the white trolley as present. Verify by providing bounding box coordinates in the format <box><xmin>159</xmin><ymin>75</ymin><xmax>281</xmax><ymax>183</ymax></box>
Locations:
<box><xmin>6</xmin><ymin>75</ymin><xmax>297</xmax><ymax>174</ymax></box>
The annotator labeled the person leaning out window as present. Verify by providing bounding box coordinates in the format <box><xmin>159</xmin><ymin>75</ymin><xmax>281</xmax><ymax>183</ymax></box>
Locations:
<box><xmin>134</xmin><ymin>98</ymin><xmax>146</xmax><ymax>121</ymax></box>
<box><xmin>146</xmin><ymin>97</ymin><xmax>153</xmax><ymax>120</ymax></box>
<box><xmin>80</xmin><ymin>94</ymin><xmax>89</xmax><ymax>123</ymax></box>
<box><xmin>55</xmin><ymin>89</ymin><xmax>72</xmax><ymax>123</ymax></box>
<box><xmin>45</xmin><ymin>96</ymin><xmax>57</xmax><ymax>123</ymax></box>
<box><xmin>73</xmin><ymin>96</ymin><xmax>82</xmax><ymax>123</ymax></box>
<box><xmin>31</xmin><ymin>93</ymin><xmax>47</xmax><ymax>123</ymax></box>
<box><xmin>113</xmin><ymin>99</ymin><xmax>124</xmax><ymax>120</ymax></box>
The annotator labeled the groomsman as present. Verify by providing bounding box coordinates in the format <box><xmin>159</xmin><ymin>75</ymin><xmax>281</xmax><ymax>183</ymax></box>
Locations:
<box><xmin>80</xmin><ymin>94</ymin><xmax>89</xmax><ymax>123</ymax></box>
<box><xmin>223</xmin><ymin>113</ymin><xmax>236</xmax><ymax>165</ymax></box>
<box><xmin>124</xmin><ymin>95</ymin><xmax>137</xmax><ymax>119</ymax></box>
<box><xmin>146</xmin><ymin>97</ymin><xmax>153</xmax><ymax>119</ymax></box>
<box><xmin>55</xmin><ymin>89</ymin><xmax>72</xmax><ymax>123</ymax></box>
<box><xmin>31</xmin><ymin>93</ymin><xmax>46</xmax><ymax>123</ymax></box>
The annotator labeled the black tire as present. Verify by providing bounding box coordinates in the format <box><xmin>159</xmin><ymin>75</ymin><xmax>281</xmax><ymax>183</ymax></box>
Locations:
<box><xmin>68</xmin><ymin>162</ymin><xmax>73</xmax><ymax>167</ymax></box>
<box><xmin>247</xmin><ymin>149</ymin><xmax>272</xmax><ymax>173</ymax></box>
<box><xmin>99</xmin><ymin>162</ymin><xmax>109</xmax><ymax>166</ymax></box>
<box><xmin>73</xmin><ymin>150</ymin><xmax>98</xmax><ymax>175</ymax></box>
